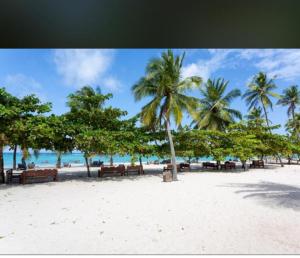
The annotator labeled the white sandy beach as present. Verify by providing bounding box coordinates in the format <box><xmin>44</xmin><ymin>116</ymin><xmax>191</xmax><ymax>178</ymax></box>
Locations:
<box><xmin>0</xmin><ymin>163</ymin><xmax>300</xmax><ymax>254</ymax></box>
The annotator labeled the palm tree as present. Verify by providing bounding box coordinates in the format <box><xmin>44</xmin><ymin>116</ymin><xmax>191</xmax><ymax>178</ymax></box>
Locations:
<box><xmin>132</xmin><ymin>50</ymin><xmax>202</xmax><ymax>181</ymax></box>
<box><xmin>277</xmin><ymin>85</ymin><xmax>300</xmax><ymax>121</ymax></box>
<box><xmin>243</xmin><ymin>72</ymin><xmax>279</xmax><ymax>128</ymax></box>
<box><xmin>286</xmin><ymin>113</ymin><xmax>300</xmax><ymax>136</ymax></box>
<box><xmin>245</xmin><ymin>107</ymin><xmax>263</xmax><ymax>121</ymax></box>
<box><xmin>191</xmin><ymin>78</ymin><xmax>242</xmax><ymax>131</ymax></box>
<box><xmin>243</xmin><ymin>72</ymin><xmax>283</xmax><ymax>166</ymax></box>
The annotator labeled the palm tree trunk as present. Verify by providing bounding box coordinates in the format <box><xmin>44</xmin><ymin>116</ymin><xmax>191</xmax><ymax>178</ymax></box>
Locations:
<box><xmin>56</xmin><ymin>151</ymin><xmax>62</xmax><ymax>168</ymax></box>
<box><xmin>13</xmin><ymin>145</ymin><xmax>17</xmax><ymax>170</ymax></box>
<box><xmin>262</xmin><ymin>103</ymin><xmax>270</xmax><ymax>128</ymax></box>
<box><xmin>21</xmin><ymin>147</ymin><xmax>27</xmax><ymax>168</ymax></box>
<box><xmin>165</xmin><ymin>119</ymin><xmax>178</xmax><ymax>181</ymax></box>
<box><xmin>110</xmin><ymin>155</ymin><xmax>113</xmax><ymax>166</ymax></box>
<box><xmin>292</xmin><ymin>106</ymin><xmax>295</xmax><ymax>122</ymax></box>
<box><xmin>84</xmin><ymin>156</ymin><xmax>91</xmax><ymax>177</ymax></box>
<box><xmin>139</xmin><ymin>155</ymin><xmax>143</xmax><ymax>167</ymax></box>
<box><xmin>261</xmin><ymin>102</ymin><xmax>284</xmax><ymax>167</ymax></box>
<box><xmin>0</xmin><ymin>145</ymin><xmax>4</xmax><ymax>184</ymax></box>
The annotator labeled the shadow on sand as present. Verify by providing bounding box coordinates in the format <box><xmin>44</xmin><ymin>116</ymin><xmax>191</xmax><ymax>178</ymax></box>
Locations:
<box><xmin>220</xmin><ymin>181</ymin><xmax>300</xmax><ymax>211</ymax></box>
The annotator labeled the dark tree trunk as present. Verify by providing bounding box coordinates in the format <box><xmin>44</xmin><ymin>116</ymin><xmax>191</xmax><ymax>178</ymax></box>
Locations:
<box><xmin>260</xmin><ymin>154</ymin><xmax>264</xmax><ymax>161</ymax></box>
<box><xmin>216</xmin><ymin>160</ymin><xmax>220</xmax><ymax>170</ymax></box>
<box><xmin>139</xmin><ymin>155</ymin><xmax>143</xmax><ymax>167</ymax></box>
<box><xmin>292</xmin><ymin>106</ymin><xmax>295</xmax><ymax>122</ymax></box>
<box><xmin>85</xmin><ymin>156</ymin><xmax>91</xmax><ymax>177</ymax></box>
<box><xmin>21</xmin><ymin>147</ymin><xmax>27</xmax><ymax>168</ymax></box>
<box><xmin>110</xmin><ymin>155</ymin><xmax>113</xmax><ymax>166</ymax></box>
<box><xmin>13</xmin><ymin>145</ymin><xmax>17</xmax><ymax>170</ymax></box>
<box><xmin>165</xmin><ymin>119</ymin><xmax>178</xmax><ymax>181</ymax></box>
<box><xmin>188</xmin><ymin>156</ymin><xmax>191</xmax><ymax>164</ymax></box>
<box><xmin>0</xmin><ymin>145</ymin><xmax>4</xmax><ymax>184</ymax></box>
<box><xmin>242</xmin><ymin>160</ymin><xmax>246</xmax><ymax>171</ymax></box>
<box><xmin>56</xmin><ymin>152</ymin><xmax>62</xmax><ymax>168</ymax></box>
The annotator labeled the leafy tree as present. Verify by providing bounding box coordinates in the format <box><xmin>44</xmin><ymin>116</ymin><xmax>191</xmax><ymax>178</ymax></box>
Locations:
<box><xmin>132</xmin><ymin>49</ymin><xmax>202</xmax><ymax>181</ymax></box>
<box><xmin>226</xmin><ymin>123</ymin><xmax>262</xmax><ymax>170</ymax></box>
<box><xmin>0</xmin><ymin>88</ymin><xmax>20</xmax><ymax>182</ymax></box>
<box><xmin>43</xmin><ymin>115</ymin><xmax>75</xmax><ymax>168</ymax></box>
<box><xmin>8</xmin><ymin>95</ymin><xmax>52</xmax><ymax>168</ymax></box>
<box><xmin>66</xmin><ymin>86</ymin><xmax>127</xmax><ymax>177</ymax></box>
<box><xmin>192</xmin><ymin>78</ymin><xmax>242</xmax><ymax>131</ymax></box>
<box><xmin>121</xmin><ymin>118</ymin><xmax>157</xmax><ymax>167</ymax></box>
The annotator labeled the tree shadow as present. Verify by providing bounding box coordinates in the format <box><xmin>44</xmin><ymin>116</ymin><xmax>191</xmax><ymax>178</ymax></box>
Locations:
<box><xmin>220</xmin><ymin>181</ymin><xmax>300</xmax><ymax>211</ymax></box>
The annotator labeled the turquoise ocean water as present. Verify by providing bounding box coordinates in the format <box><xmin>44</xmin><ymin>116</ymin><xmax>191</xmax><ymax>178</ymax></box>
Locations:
<box><xmin>3</xmin><ymin>152</ymin><xmax>214</xmax><ymax>168</ymax></box>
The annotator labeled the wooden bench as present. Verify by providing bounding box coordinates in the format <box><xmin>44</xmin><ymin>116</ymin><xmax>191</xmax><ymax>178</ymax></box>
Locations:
<box><xmin>20</xmin><ymin>169</ymin><xmax>58</xmax><ymax>184</ymax></box>
<box><xmin>202</xmin><ymin>162</ymin><xmax>218</xmax><ymax>169</ymax></box>
<box><xmin>221</xmin><ymin>161</ymin><xmax>236</xmax><ymax>170</ymax></box>
<box><xmin>125</xmin><ymin>165</ymin><xmax>144</xmax><ymax>175</ymax></box>
<box><xmin>98</xmin><ymin>165</ymin><xmax>125</xmax><ymax>177</ymax></box>
<box><xmin>6</xmin><ymin>169</ymin><xmax>21</xmax><ymax>184</ymax></box>
<box><xmin>163</xmin><ymin>163</ymin><xmax>190</xmax><ymax>172</ymax></box>
<box><xmin>250</xmin><ymin>160</ymin><xmax>264</xmax><ymax>168</ymax></box>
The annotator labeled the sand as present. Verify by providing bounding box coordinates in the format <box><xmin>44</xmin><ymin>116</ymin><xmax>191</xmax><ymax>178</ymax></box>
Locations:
<box><xmin>0</xmin><ymin>163</ymin><xmax>300</xmax><ymax>254</ymax></box>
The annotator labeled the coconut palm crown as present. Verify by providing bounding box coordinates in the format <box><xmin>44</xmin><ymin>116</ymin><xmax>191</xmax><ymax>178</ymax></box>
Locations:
<box><xmin>132</xmin><ymin>50</ymin><xmax>202</xmax><ymax>127</ymax></box>
<box><xmin>191</xmin><ymin>78</ymin><xmax>242</xmax><ymax>131</ymax></box>
<box><xmin>242</xmin><ymin>72</ymin><xmax>279</xmax><ymax>127</ymax></box>
<box><xmin>277</xmin><ymin>85</ymin><xmax>300</xmax><ymax>120</ymax></box>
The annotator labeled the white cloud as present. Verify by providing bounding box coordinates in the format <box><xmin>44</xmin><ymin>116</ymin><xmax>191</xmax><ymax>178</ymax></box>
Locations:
<box><xmin>183</xmin><ymin>49</ymin><xmax>300</xmax><ymax>82</ymax></box>
<box><xmin>182</xmin><ymin>49</ymin><xmax>234</xmax><ymax>81</ymax></box>
<box><xmin>251</xmin><ymin>50</ymin><xmax>300</xmax><ymax>81</ymax></box>
<box><xmin>102</xmin><ymin>76</ymin><xmax>122</xmax><ymax>92</ymax></box>
<box><xmin>53</xmin><ymin>49</ymin><xmax>114</xmax><ymax>87</ymax></box>
<box><xmin>4</xmin><ymin>73</ymin><xmax>47</xmax><ymax>101</ymax></box>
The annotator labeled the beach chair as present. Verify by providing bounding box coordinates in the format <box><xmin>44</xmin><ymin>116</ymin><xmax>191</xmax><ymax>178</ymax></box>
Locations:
<box><xmin>98</xmin><ymin>165</ymin><xmax>125</xmax><ymax>177</ymax></box>
<box><xmin>125</xmin><ymin>165</ymin><xmax>144</xmax><ymax>175</ymax></box>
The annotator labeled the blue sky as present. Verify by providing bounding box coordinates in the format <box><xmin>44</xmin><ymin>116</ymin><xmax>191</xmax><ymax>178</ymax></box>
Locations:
<box><xmin>1</xmin><ymin>49</ymin><xmax>300</xmax><ymax>135</ymax></box>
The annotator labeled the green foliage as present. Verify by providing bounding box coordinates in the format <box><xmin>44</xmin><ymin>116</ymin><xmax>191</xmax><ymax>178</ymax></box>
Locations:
<box><xmin>243</xmin><ymin>72</ymin><xmax>279</xmax><ymax>128</ymax></box>
<box><xmin>191</xmin><ymin>78</ymin><xmax>242</xmax><ymax>131</ymax></box>
<box><xmin>132</xmin><ymin>49</ymin><xmax>202</xmax><ymax>127</ymax></box>
<box><xmin>277</xmin><ymin>85</ymin><xmax>300</xmax><ymax>119</ymax></box>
